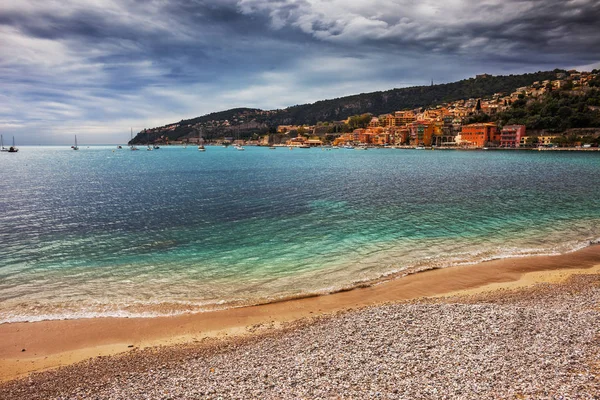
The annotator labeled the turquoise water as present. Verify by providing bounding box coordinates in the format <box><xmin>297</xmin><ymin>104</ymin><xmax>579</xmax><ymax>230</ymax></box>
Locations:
<box><xmin>1</xmin><ymin>146</ymin><xmax>599</xmax><ymax>323</ymax></box>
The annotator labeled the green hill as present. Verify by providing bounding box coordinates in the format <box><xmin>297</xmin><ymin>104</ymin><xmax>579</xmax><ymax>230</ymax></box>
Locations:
<box><xmin>131</xmin><ymin>70</ymin><xmax>561</xmax><ymax>144</ymax></box>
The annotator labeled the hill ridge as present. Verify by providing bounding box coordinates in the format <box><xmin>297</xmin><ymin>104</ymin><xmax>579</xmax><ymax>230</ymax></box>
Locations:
<box><xmin>131</xmin><ymin>70</ymin><xmax>560</xmax><ymax>144</ymax></box>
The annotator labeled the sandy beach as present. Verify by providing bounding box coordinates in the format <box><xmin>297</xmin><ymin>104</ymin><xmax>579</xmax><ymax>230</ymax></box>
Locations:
<box><xmin>1</xmin><ymin>245</ymin><xmax>599</xmax><ymax>398</ymax></box>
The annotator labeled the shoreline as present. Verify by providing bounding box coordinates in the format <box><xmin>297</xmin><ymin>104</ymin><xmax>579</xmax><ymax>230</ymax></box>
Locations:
<box><xmin>1</xmin><ymin>244</ymin><xmax>599</xmax><ymax>383</ymax></box>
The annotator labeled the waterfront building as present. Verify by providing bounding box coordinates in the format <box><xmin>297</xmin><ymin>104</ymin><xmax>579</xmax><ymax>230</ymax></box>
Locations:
<box><xmin>501</xmin><ymin>125</ymin><xmax>526</xmax><ymax>148</ymax></box>
<box><xmin>460</xmin><ymin>123</ymin><xmax>499</xmax><ymax>147</ymax></box>
<box><xmin>431</xmin><ymin>119</ymin><xmax>457</xmax><ymax>146</ymax></box>
<box><xmin>286</xmin><ymin>135</ymin><xmax>307</xmax><ymax>146</ymax></box>
<box><xmin>393</xmin><ymin>127</ymin><xmax>410</xmax><ymax>145</ymax></box>
<box><xmin>409</xmin><ymin>120</ymin><xmax>435</xmax><ymax>146</ymax></box>
<box><xmin>306</xmin><ymin>139</ymin><xmax>323</xmax><ymax>147</ymax></box>
<box><xmin>538</xmin><ymin>135</ymin><xmax>559</xmax><ymax>146</ymax></box>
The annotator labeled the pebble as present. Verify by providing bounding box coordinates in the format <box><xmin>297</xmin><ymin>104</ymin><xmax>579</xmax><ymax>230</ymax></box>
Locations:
<box><xmin>1</xmin><ymin>275</ymin><xmax>599</xmax><ymax>399</ymax></box>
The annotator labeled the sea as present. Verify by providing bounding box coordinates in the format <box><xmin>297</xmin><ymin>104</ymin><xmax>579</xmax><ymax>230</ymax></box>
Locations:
<box><xmin>1</xmin><ymin>146</ymin><xmax>599</xmax><ymax>323</ymax></box>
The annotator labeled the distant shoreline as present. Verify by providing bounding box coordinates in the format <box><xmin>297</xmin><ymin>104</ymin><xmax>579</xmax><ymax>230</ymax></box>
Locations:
<box><xmin>7</xmin><ymin>144</ymin><xmax>600</xmax><ymax>151</ymax></box>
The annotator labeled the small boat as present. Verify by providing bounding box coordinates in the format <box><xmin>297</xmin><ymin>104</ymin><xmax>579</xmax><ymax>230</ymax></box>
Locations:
<box><xmin>235</xmin><ymin>145</ymin><xmax>245</xmax><ymax>151</ymax></box>
<box><xmin>153</xmin><ymin>145</ymin><xmax>160</xmax><ymax>150</ymax></box>
<box><xmin>415</xmin><ymin>146</ymin><xmax>425</xmax><ymax>150</ymax></box>
<box><xmin>146</xmin><ymin>131</ymin><xmax>153</xmax><ymax>150</ymax></box>
<box><xmin>0</xmin><ymin>135</ymin><xmax>8</xmax><ymax>152</ymax></box>
<box><xmin>355</xmin><ymin>146</ymin><xmax>367</xmax><ymax>150</ymax></box>
<box><xmin>269</xmin><ymin>146</ymin><xmax>276</xmax><ymax>150</ymax></box>
<box><xmin>72</xmin><ymin>135</ymin><xmax>79</xmax><ymax>150</ymax></box>
<box><xmin>117</xmin><ymin>145</ymin><xmax>122</xmax><ymax>149</ymax></box>
<box><xmin>8</xmin><ymin>136</ymin><xmax>18</xmax><ymax>153</ymax></box>
<box><xmin>197</xmin><ymin>135</ymin><xmax>206</xmax><ymax>152</ymax></box>
<box><xmin>129</xmin><ymin>128</ymin><xmax>139</xmax><ymax>151</ymax></box>
<box><xmin>298</xmin><ymin>144</ymin><xmax>310</xmax><ymax>148</ymax></box>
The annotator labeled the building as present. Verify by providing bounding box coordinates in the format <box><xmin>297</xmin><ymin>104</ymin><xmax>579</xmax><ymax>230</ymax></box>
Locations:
<box><xmin>431</xmin><ymin>118</ymin><xmax>457</xmax><ymax>146</ymax></box>
<box><xmin>286</xmin><ymin>135</ymin><xmax>306</xmax><ymax>146</ymax></box>
<box><xmin>460</xmin><ymin>123</ymin><xmax>499</xmax><ymax>147</ymax></box>
<box><xmin>384</xmin><ymin>114</ymin><xmax>397</xmax><ymax>127</ymax></box>
<box><xmin>500</xmin><ymin>125</ymin><xmax>526</xmax><ymax>148</ymax></box>
<box><xmin>409</xmin><ymin>121</ymin><xmax>435</xmax><ymax>146</ymax></box>
<box><xmin>538</xmin><ymin>135</ymin><xmax>559</xmax><ymax>146</ymax></box>
<box><xmin>394</xmin><ymin>111</ymin><xmax>416</xmax><ymax>126</ymax></box>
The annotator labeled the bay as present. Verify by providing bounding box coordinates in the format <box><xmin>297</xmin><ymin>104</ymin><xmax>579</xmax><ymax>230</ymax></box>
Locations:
<box><xmin>0</xmin><ymin>146</ymin><xmax>599</xmax><ymax>322</ymax></box>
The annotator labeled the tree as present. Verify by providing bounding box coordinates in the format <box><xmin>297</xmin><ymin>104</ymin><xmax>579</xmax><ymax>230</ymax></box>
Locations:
<box><xmin>526</xmin><ymin>136</ymin><xmax>539</xmax><ymax>146</ymax></box>
<box><xmin>551</xmin><ymin>135</ymin><xmax>566</xmax><ymax>147</ymax></box>
<box><xmin>562</xmin><ymin>80</ymin><xmax>574</xmax><ymax>91</ymax></box>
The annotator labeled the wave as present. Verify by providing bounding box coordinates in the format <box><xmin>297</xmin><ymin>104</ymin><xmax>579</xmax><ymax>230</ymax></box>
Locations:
<box><xmin>2</xmin><ymin>238</ymin><xmax>598</xmax><ymax>325</ymax></box>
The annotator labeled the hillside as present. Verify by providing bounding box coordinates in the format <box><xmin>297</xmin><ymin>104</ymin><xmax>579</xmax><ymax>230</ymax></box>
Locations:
<box><xmin>131</xmin><ymin>70</ymin><xmax>560</xmax><ymax>144</ymax></box>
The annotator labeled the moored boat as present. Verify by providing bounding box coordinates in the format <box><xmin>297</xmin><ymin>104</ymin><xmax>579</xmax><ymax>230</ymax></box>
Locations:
<box><xmin>8</xmin><ymin>136</ymin><xmax>18</xmax><ymax>153</ymax></box>
<box><xmin>129</xmin><ymin>128</ymin><xmax>139</xmax><ymax>151</ymax></box>
<box><xmin>0</xmin><ymin>135</ymin><xmax>7</xmax><ymax>152</ymax></box>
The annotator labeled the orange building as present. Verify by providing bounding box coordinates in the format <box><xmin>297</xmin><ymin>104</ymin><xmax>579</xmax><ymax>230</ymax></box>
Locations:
<box><xmin>394</xmin><ymin>111</ymin><xmax>416</xmax><ymax>126</ymax></box>
<box><xmin>395</xmin><ymin>127</ymin><xmax>410</xmax><ymax>145</ymax></box>
<box><xmin>460</xmin><ymin>123</ymin><xmax>499</xmax><ymax>147</ymax></box>
<box><xmin>409</xmin><ymin>121</ymin><xmax>435</xmax><ymax>146</ymax></box>
<box><xmin>384</xmin><ymin>114</ymin><xmax>397</xmax><ymax>127</ymax></box>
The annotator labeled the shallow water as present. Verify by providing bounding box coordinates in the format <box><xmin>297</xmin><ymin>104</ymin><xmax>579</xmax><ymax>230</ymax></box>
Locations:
<box><xmin>1</xmin><ymin>146</ymin><xmax>599</xmax><ymax>322</ymax></box>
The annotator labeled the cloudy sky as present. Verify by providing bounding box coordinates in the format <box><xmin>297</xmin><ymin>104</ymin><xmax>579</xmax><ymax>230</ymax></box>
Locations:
<box><xmin>2</xmin><ymin>0</ymin><xmax>600</xmax><ymax>144</ymax></box>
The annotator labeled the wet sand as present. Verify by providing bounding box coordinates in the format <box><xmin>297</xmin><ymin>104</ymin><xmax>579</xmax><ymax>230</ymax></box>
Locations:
<box><xmin>1</xmin><ymin>245</ymin><xmax>599</xmax><ymax>383</ymax></box>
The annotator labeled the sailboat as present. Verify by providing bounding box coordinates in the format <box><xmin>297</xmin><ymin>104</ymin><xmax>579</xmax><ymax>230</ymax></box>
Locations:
<box><xmin>0</xmin><ymin>135</ymin><xmax>7</xmax><ymax>152</ymax></box>
<box><xmin>129</xmin><ymin>128</ymin><xmax>139</xmax><ymax>151</ymax></box>
<box><xmin>8</xmin><ymin>136</ymin><xmax>18</xmax><ymax>153</ymax></box>
<box><xmin>72</xmin><ymin>135</ymin><xmax>79</xmax><ymax>150</ymax></box>
<box><xmin>146</xmin><ymin>130</ymin><xmax>154</xmax><ymax>151</ymax></box>
<box><xmin>197</xmin><ymin>128</ymin><xmax>205</xmax><ymax>151</ymax></box>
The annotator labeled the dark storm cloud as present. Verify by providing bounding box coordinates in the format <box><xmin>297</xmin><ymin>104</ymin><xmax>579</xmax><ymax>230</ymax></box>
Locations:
<box><xmin>239</xmin><ymin>0</ymin><xmax>600</xmax><ymax>64</ymax></box>
<box><xmin>1</xmin><ymin>0</ymin><xmax>599</xmax><ymax>144</ymax></box>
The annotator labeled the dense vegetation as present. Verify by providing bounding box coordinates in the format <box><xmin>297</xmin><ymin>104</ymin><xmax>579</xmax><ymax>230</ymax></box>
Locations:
<box><xmin>468</xmin><ymin>89</ymin><xmax>600</xmax><ymax>133</ymax></box>
<box><xmin>278</xmin><ymin>71</ymin><xmax>559</xmax><ymax>125</ymax></box>
<box><xmin>132</xmin><ymin>70</ymin><xmax>562</xmax><ymax>143</ymax></box>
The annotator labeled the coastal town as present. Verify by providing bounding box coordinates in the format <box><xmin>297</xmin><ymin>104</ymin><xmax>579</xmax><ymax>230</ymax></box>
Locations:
<box><xmin>146</xmin><ymin>69</ymin><xmax>600</xmax><ymax>150</ymax></box>
<box><xmin>269</xmin><ymin>70</ymin><xmax>600</xmax><ymax>149</ymax></box>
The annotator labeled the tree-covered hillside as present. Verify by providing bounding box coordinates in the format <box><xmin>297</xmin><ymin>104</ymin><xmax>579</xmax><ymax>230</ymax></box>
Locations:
<box><xmin>497</xmin><ymin>89</ymin><xmax>600</xmax><ymax>132</ymax></box>
<box><xmin>277</xmin><ymin>71</ymin><xmax>559</xmax><ymax>125</ymax></box>
<box><xmin>131</xmin><ymin>70</ymin><xmax>560</xmax><ymax>144</ymax></box>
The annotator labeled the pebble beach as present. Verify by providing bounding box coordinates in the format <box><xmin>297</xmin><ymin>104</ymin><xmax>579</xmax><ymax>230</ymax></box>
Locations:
<box><xmin>2</xmin><ymin>272</ymin><xmax>599</xmax><ymax>399</ymax></box>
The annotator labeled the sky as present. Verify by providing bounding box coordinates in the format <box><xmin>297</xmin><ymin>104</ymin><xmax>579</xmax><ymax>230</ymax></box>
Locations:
<box><xmin>1</xmin><ymin>0</ymin><xmax>600</xmax><ymax>144</ymax></box>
